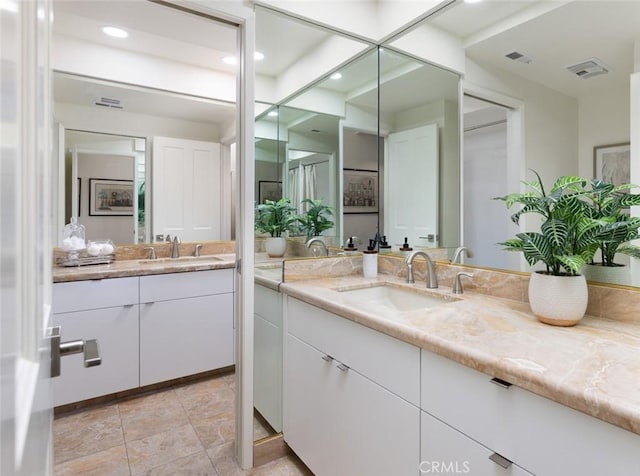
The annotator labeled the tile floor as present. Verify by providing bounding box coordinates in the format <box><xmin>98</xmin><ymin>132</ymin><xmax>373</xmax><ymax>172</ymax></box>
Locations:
<box><xmin>54</xmin><ymin>372</ymin><xmax>311</xmax><ymax>475</ymax></box>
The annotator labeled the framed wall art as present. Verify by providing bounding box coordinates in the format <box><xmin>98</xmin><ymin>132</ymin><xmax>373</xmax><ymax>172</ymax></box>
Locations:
<box><xmin>594</xmin><ymin>142</ymin><xmax>630</xmax><ymax>186</ymax></box>
<box><xmin>89</xmin><ymin>178</ymin><xmax>134</xmax><ymax>216</ymax></box>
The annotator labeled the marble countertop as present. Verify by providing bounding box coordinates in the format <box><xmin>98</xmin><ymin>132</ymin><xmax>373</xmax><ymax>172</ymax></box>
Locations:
<box><xmin>52</xmin><ymin>253</ymin><xmax>236</xmax><ymax>282</ymax></box>
<box><xmin>279</xmin><ymin>274</ymin><xmax>640</xmax><ymax>436</ymax></box>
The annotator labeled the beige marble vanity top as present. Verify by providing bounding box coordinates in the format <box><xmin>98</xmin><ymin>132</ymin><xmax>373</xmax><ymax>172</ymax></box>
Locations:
<box><xmin>52</xmin><ymin>254</ymin><xmax>236</xmax><ymax>283</ymax></box>
<box><xmin>280</xmin><ymin>274</ymin><xmax>640</xmax><ymax>436</ymax></box>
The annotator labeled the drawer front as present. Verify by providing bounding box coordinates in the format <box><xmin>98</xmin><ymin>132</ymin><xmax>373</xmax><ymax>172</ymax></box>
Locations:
<box><xmin>254</xmin><ymin>283</ymin><xmax>282</xmax><ymax>326</ymax></box>
<box><xmin>53</xmin><ymin>277</ymin><xmax>139</xmax><ymax>313</ymax></box>
<box><xmin>53</xmin><ymin>305</ymin><xmax>139</xmax><ymax>406</ymax></box>
<box><xmin>287</xmin><ymin>297</ymin><xmax>420</xmax><ymax>406</ymax></box>
<box><xmin>139</xmin><ymin>268</ymin><xmax>233</xmax><ymax>303</ymax></box>
<box><xmin>421</xmin><ymin>411</ymin><xmax>533</xmax><ymax>476</ymax></box>
<box><xmin>421</xmin><ymin>349</ymin><xmax>511</xmax><ymax>457</ymax></box>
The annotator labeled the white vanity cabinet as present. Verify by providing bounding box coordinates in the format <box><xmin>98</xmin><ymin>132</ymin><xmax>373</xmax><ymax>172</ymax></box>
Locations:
<box><xmin>254</xmin><ymin>283</ymin><xmax>283</xmax><ymax>432</ymax></box>
<box><xmin>421</xmin><ymin>349</ymin><xmax>640</xmax><ymax>476</ymax></box>
<box><xmin>139</xmin><ymin>269</ymin><xmax>234</xmax><ymax>386</ymax></box>
<box><xmin>284</xmin><ymin>297</ymin><xmax>421</xmax><ymax>476</ymax></box>
<box><xmin>52</xmin><ymin>277</ymin><xmax>139</xmax><ymax>406</ymax></box>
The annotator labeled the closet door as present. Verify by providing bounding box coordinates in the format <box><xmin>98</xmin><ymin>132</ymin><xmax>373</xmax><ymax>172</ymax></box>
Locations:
<box><xmin>152</xmin><ymin>136</ymin><xmax>221</xmax><ymax>242</ymax></box>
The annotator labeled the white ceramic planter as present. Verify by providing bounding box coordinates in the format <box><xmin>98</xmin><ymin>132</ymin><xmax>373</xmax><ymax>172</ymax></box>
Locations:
<box><xmin>265</xmin><ymin>237</ymin><xmax>287</xmax><ymax>258</ymax></box>
<box><xmin>528</xmin><ymin>271</ymin><xmax>588</xmax><ymax>327</ymax></box>
<box><xmin>582</xmin><ymin>263</ymin><xmax>629</xmax><ymax>286</ymax></box>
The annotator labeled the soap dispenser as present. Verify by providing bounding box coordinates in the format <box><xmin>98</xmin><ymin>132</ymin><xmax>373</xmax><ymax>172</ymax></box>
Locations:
<box><xmin>344</xmin><ymin>237</ymin><xmax>358</xmax><ymax>255</ymax></box>
<box><xmin>363</xmin><ymin>239</ymin><xmax>378</xmax><ymax>278</ymax></box>
<box><xmin>399</xmin><ymin>237</ymin><xmax>413</xmax><ymax>255</ymax></box>
<box><xmin>379</xmin><ymin>235</ymin><xmax>392</xmax><ymax>254</ymax></box>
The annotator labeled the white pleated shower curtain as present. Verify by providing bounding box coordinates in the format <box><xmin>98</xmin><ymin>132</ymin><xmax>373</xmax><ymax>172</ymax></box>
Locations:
<box><xmin>302</xmin><ymin>164</ymin><xmax>317</xmax><ymax>212</ymax></box>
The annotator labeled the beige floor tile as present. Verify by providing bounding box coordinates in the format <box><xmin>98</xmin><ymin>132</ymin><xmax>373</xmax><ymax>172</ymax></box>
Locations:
<box><xmin>221</xmin><ymin>373</ymin><xmax>236</xmax><ymax>392</ymax></box>
<box><xmin>126</xmin><ymin>423</ymin><xmax>204</xmax><ymax>475</ymax></box>
<box><xmin>253</xmin><ymin>416</ymin><xmax>273</xmax><ymax>440</ymax></box>
<box><xmin>191</xmin><ymin>409</ymin><xmax>235</xmax><ymax>448</ymax></box>
<box><xmin>54</xmin><ymin>444</ymin><xmax>130</xmax><ymax>476</ymax></box>
<box><xmin>175</xmin><ymin>380</ymin><xmax>235</xmax><ymax>420</ymax></box>
<box><xmin>119</xmin><ymin>389</ymin><xmax>189</xmax><ymax>441</ymax></box>
<box><xmin>54</xmin><ymin>404</ymin><xmax>124</xmax><ymax>465</ymax></box>
<box><xmin>249</xmin><ymin>455</ymin><xmax>313</xmax><ymax>476</ymax></box>
<box><xmin>207</xmin><ymin>441</ymin><xmax>249</xmax><ymax>476</ymax></box>
<box><xmin>134</xmin><ymin>451</ymin><xmax>218</xmax><ymax>476</ymax></box>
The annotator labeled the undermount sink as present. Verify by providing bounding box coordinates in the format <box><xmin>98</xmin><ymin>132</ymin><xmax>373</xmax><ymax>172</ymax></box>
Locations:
<box><xmin>336</xmin><ymin>283</ymin><xmax>457</xmax><ymax>312</ymax></box>
<box><xmin>138</xmin><ymin>254</ymin><xmax>234</xmax><ymax>264</ymax></box>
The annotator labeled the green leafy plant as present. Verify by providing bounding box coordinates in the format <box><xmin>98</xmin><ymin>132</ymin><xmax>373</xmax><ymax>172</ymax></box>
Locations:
<box><xmin>255</xmin><ymin>198</ymin><xmax>297</xmax><ymax>237</ymax></box>
<box><xmin>581</xmin><ymin>180</ymin><xmax>640</xmax><ymax>266</ymax></box>
<box><xmin>138</xmin><ymin>181</ymin><xmax>145</xmax><ymax>226</ymax></box>
<box><xmin>297</xmin><ymin>198</ymin><xmax>334</xmax><ymax>239</ymax></box>
<box><xmin>494</xmin><ymin>171</ymin><xmax>606</xmax><ymax>276</ymax></box>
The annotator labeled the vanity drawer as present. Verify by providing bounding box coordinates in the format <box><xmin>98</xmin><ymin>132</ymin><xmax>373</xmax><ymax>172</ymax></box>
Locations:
<box><xmin>139</xmin><ymin>268</ymin><xmax>233</xmax><ymax>303</ymax></box>
<box><xmin>53</xmin><ymin>277</ymin><xmax>139</xmax><ymax>313</ymax></box>
<box><xmin>287</xmin><ymin>297</ymin><xmax>420</xmax><ymax>406</ymax></box>
<box><xmin>255</xmin><ymin>283</ymin><xmax>282</xmax><ymax>326</ymax></box>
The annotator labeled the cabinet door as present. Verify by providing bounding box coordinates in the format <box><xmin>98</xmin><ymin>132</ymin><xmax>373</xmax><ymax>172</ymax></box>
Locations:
<box><xmin>53</xmin><ymin>305</ymin><xmax>139</xmax><ymax>406</ymax></box>
<box><xmin>140</xmin><ymin>293</ymin><xmax>233</xmax><ymax>386</ymax></box>
<box><xmin>335</xmin><ymin>358</ymin><xmax>420</xmax><ymax>476</ymax></box>
<box><xmin>254</xmin><ymin>313</ymin><xmax>282</xmax><ymax>432</ymax></box>
<box><xmin>421</xmin><ymin>411</ymin><xmax>533</xmax><ymax>476</ymax></box>
<box><xmin>283</xmin><ymin>334</ymin><xmax>335</xmax><ymax>476</ymax></box>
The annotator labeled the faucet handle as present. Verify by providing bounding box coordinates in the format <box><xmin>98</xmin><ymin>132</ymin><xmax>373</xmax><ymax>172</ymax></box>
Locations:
<box><xmin>453</xmin><ymin>272</ymin><xmax>474</xmax><ymax>294</ymax></box>
<box><xmin>194</xmin><ymin>244</ymin><xmax>203</xmax><ymax>257</ymax></box>
<box><xmin>144</xmin><ymin>246</ymin><xmax>157</xmax><ymax>260</ymax></box>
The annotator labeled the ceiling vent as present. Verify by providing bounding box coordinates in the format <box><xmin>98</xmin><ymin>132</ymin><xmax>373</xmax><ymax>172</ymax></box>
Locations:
<box><xmin>95</xmin><ymin>97</ymin><xmax>123</xmax><ymax>109</ymax></box>
<box><xmin>566</xmin><ymin>58</ymin><xmax>609</xmax><ymax>79</ymax></box>
<box><xmin>504</xmin><ymin>50</ymin><xmax>533</xmax><ymax>64</ymax></box>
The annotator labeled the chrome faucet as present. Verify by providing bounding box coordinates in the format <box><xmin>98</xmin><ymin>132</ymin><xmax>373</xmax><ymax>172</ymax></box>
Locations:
<box><xmin>406</xmin><ymin>250</ymin><xmax>438</xmax><ymax>289</ymax></box>
<box><xmin>453</xmin><ymin>272</ymin><xmax>474</xmax><ymax>294</ymax></box>
<box><xmin>144</xmin><ymin>246</ymin><xmax>157</xmax><ymax>260</ymax></box>
<box><xmin>451</xmin><ymin>246</ymin><xmax>473</xmax><ymax>264</ymax></box>
<box><xmin>171</xmin><ymin>236</ymin><xmax>181</xmax><ymax>258</ymax></box>
<box><xmin>194</xmin><ymin>243</ymin><xmax>203</xmax><ymax>257</ymax></box>
<box><xmin>305</xmin><ymin>237</ymin><xmax>328</xmax><ymax>257</ymax></box>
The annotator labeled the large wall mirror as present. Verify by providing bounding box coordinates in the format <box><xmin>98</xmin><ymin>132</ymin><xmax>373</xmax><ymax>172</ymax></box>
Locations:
<box><xmin>253</xmin><ymin>0</ymin><xmax>640</xmax><ymax>445</ymax></box>
<box><xmin>52</xmin><ymin>1</ymin><xmax>238</xmax><ymax>245</ymax></box>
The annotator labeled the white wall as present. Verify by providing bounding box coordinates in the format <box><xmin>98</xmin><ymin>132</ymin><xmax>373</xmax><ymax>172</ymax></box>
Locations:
<box><xmin>464</xmin><ymin>58</ymin><xmax>579</xmax><ymax>185</ymax></box>
<box><xmin>578</xmin><ymin>86</ymin><xmax>630</xmax><ymax>179</ymax></box>
<box><xmin>77</xmin><ymin>152</ymin><xmax>135</xmax><ymax>244</ymax></box>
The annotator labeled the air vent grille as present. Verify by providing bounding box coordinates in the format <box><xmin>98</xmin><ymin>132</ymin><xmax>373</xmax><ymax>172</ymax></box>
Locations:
<box><xmin>504</xmin><ymin>50</ymin><xmax>533</xmax><ymax>64</ymax></box>
<box><xmin>566</xmin><ymin>58</ymin><xmax>609</xmax><ymax>79</ymax></box>
<box><xmin>95</xmin><ymin>97</ymin><xmax>123</xmax><ymax>109</ymax></box>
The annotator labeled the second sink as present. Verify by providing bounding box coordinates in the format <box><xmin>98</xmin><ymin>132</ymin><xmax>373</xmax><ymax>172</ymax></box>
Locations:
<box><xmin>336</xmin><ymin>283</ymin><xmax>458</xmax><ymax>312</ymax></box>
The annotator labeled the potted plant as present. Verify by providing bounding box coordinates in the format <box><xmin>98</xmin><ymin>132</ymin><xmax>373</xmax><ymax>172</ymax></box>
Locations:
<box><xmin>297</xmin><ymin>198</ymin><xmax>335</xmax><ymax>240</ymax></box>
<box><xmin>255</xmin><ymin>198</ymin><xmax>298</xmax><ymax>257</ymax></box>
<box><xmin>580</xmin><ymin>179</ymin><xmax>640</xmax><ymax>283</ymax></box>
<box><xmin>495</xmin><ymin>171</ymin><xmax>604</xmax><ymax>326</ymax></box>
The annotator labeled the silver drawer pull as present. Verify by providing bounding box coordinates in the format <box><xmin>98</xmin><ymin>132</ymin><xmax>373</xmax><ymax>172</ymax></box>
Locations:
<box><xmin>336</xmin><ymin>363</ymin><xmax>349</xmax><ymax>372</ymax></box>
<box><xmin>489</xmin><ymin>452</ymin><xmax>512</xmax><ymax>469</ymax></box>
<box><xmin>321</xmin><ymin>354</ymin><xmax>333</xmax><ymax>362</ymax></box>
<box><xmin>490</xmin><ymin>377</ymin><xmax>512</xmax><ymax>389</ymax></box>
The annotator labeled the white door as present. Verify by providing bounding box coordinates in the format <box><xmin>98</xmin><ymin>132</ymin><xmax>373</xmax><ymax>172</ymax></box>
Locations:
<box><xmin>152</xmin><ymin>136</ymin><xmax>222</xmax><ymax>242</ymax></box>
<box><xmin>386</xmin><ymin>124</ymin><xmax>439</xmax><ymax>249</ymax></box>
<box><xmin>1</xmin><ymin>1</ymin><xmax>54</xmax><ymax>474</ymax></box>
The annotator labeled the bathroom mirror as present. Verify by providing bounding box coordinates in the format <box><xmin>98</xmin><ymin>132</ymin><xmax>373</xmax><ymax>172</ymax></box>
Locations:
<box><xmin>52</xmin><ymin>1</ymin><xmax>238</xmax><ymax>245</ymax></box>
<box><xmin>386</xmin><ymin>0</ymin><xmax>638</xmax><ymax>287</ymax></box>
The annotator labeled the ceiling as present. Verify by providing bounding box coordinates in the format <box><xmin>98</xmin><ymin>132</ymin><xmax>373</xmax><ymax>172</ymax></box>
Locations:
<box><xmin>52</xmin><ymin>1</ymin><xmax>640</xmax><ymax>123</ymax></box>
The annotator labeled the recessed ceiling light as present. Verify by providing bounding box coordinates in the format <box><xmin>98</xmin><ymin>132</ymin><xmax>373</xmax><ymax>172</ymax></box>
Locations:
<box><xmin>222</xmin><ymin>56</ymin><xmax>237</xmax><ymax>65</ymax></box>
<box><xmin>255</xmin><ymin>51</ymin><xmax>265</xmax><ymax>61</ymax></box>
<box><xmin>102</xmin><ymin>26</ymin><xmax>128</xmax><ymax>38</ymax></box>
<box><xmin>330</xmin><ymin>73</ymin><xmax>342</xmax><ymax>80</ymax></box>
<box><xmin>267</xmin><ymin>111</ymin><xmax>278</xmax><ymax>117</ymax></box>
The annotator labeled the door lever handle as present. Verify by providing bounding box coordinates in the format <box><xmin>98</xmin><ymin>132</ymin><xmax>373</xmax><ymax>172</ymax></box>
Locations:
<box><xmin>49</xmin><ymin>326</ymin><xmax>101</xmax><ymax>378</ymax></box>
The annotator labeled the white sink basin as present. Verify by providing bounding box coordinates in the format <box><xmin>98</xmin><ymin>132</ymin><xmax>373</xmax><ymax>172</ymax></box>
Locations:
<box><xmin>138</xmin><ymin>254</ymin><xmax>233</xmax><ymax>265</ymax></box>
<box><xmin>336</xmin><ymin>284</ymin><xmax>456</xmax><ymax>312</ymax></box>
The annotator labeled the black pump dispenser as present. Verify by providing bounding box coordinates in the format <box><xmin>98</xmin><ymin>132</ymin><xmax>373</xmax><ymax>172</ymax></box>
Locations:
<box><xmin>400</xmin><ymin>237</ymin><xmax>413</xmax><ymax>252</ymax></box>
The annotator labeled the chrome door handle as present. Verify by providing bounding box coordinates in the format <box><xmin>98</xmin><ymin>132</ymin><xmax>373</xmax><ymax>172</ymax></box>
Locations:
<box><xmin>49</xmin><ymin>326</ymin><xmax>101</xmax><ymax>378</ymax></box>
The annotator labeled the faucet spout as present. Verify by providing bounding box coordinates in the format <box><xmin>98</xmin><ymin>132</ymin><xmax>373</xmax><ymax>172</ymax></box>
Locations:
<box><xmin>305</xmin><ymin>237</ymin><xmax>328</xmax><ymax>257</ymax></box>
<box><xmin>171</xmin><ymin>236</ymin><xmax>181</xmax><ymax>258</ymax></box>
<box><xmin>405</xmin><ymin>250</ymin><xmax>438</xmax><ymax>289</ymax></box>
<box><xmin>451</xmin><ymin>246</ymin><xmax>473</xmax><ymax>264</ymax></box>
